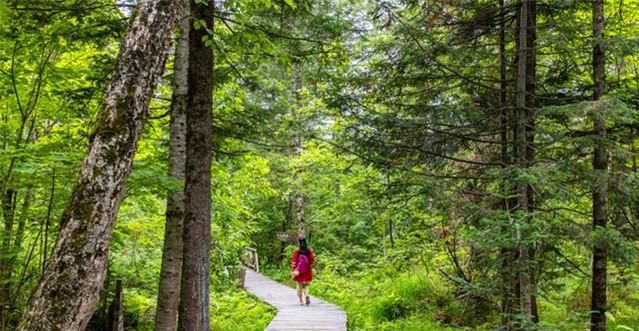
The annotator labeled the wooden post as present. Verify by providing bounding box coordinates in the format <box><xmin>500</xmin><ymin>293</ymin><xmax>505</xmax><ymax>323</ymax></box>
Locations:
<box><xmin>107</xmin><ymin>280</ymin><xmax>123</xmax><ymax>331</ymax></box>
<box><xmin>238</xmin><ymin>268</ymin><xmax>246</xmax><ymax>289</ymax></box>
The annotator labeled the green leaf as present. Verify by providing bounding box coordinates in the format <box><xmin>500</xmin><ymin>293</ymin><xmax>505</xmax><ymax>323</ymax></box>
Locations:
<box><xmin>284</xmin><ymin>0</ymin><xmax>296</xmax><ymax>9</ymax></box>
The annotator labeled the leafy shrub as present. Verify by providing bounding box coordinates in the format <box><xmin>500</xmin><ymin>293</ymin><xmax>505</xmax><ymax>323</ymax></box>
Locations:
<box><xmin>210</xmin><ymin>289</ymin><xmax>275</xmax><ymax>331</ymax></box>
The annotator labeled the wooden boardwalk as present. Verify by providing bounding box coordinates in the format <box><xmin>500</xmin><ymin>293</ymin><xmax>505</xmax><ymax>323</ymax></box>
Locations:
<box><xmin>243</xmin><ymin>269</ymin><xmax>347</xmax><ymax>331</ymax></box>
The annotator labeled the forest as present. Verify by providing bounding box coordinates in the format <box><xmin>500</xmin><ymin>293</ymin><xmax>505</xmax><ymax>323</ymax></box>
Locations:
<box><xmin>1</xmin><ymin>0</ymin><xmax>638</xmax><ymax>330</ymax></box>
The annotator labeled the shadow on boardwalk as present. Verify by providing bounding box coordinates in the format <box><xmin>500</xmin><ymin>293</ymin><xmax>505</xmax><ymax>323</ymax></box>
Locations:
<box><xmin>243</xmin><ymin>269</ymin><xmax>347</xmax><ymax>331</ymax></box>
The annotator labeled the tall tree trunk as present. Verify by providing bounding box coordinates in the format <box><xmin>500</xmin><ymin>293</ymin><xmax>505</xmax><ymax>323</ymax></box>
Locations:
<box><xmin>515</xmin><ymin>0</ymin><xmax>532</xmax><ymax>324</ymax></box>
<box><xmin>291</xmin><ymin>193</ymin><xmax>304</xmax><ymax>236</ymax></box>
<box><xmin>178</xmin><ymin>0</ymin><xmax>214</xmax><ymax>330</ymax></box>
<box><xmin>106</xmin><ymin>280</ymin><xmax>124</xmax><ymax>331</ymax></box>
<box><xmin>279</xmin><ymin>210</ymin><xmax>288</xmax><ymax>263</ymax></box>
<box><xmin>498</xmin><ymin>1</ymin><xmax>514</xmax><ymax>327</ymax></box>
<box><xmin>42</xmin><ymin>171</ymin><xmax>56</xmax><ymax>275</ymax></box>
<box><xmin>290</xmin><ymin>63</ymin><xmax>305</xmax><ymax>237</ymax></box>
<box><xmin>632</xmin><ymin>128</ymin><xmax>637</xmax><ymax>173</ymax></box>
<box><xmin>591</xmin><ymin>0</ymin><xmax>608</xmax><ymax>330</ymax></box>
<box><xmin>0</xmin><ymin>189</ymin><xmax>16</xmax><ymax>330</ymax></box>
<box><xmin>632</xmin><ymin>129</ymin><xmax>638</xmax><ymax>226</ymax></box>
<box><xmin>524</xmin><ymin>0</ymin><xmax>538</xmax><ymax>324</ymax></box>
<box><xmin>154</xmin><ymin>0</ymin><xmax>190</xmax><ymax>329</ymax></box>
<box><xmin>499</xmin><ymin>0</ymin><xmax>508</xmax><ymax>172</ymax></box>
<box><xmin>7</xmin><ymin>187</ymin><xmax>33</xmax><ymax>327</ymax></box>
<box><xmin>17</xmin><ymin>0</ymin><xmax>179</xmax><ymax>329</ymax></box>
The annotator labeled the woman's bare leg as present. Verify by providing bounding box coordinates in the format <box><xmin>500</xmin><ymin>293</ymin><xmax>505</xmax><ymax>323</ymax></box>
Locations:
<box><xmin>296</xmin><ymin>282</ymin><xmax>304</xmax><ymax>304</ymax></box>
<box><xmin>303</xmin><ymin>282</ymin><xmax>310</xmax><ymax>305</ymax></box>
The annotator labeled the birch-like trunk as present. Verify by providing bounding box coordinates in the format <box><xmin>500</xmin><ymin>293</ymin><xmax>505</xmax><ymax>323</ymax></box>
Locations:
<box><xmin>154</xmin><ymin>0</ymin><xmax>190</xmax><ymax>329</ymax></box>
<box><xmin>18</xmin><ymin>1</ymin><xmax>179</xmax><ymax>330</ymax></box>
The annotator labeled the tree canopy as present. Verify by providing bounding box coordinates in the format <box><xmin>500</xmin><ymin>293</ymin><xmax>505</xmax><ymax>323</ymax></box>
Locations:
<box><xmin>1</xmin><ymin>0</ymin><xmax>638</xmax><ymax>330</ymax></box>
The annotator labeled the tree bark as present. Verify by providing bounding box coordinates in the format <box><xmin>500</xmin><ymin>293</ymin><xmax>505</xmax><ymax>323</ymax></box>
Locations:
<box><xmin>498</xmin><ymin>1</ymin><xmax>515</xmax><ymax>328</ymax></box>
<box><xmin>154</xmin><ymin>0</ymin><xmax>190</xmax><ymax>329</ymax></box>
<box><xmin>291</xmin><ymin>193</ymin><xmax>304</xmax><ymax>236</ymax></box>
<box><xmin>524</xmin><ymin>0</ymin><xmax>538</xmax><ymax>324</ymax></box>
<box><xmin>591</xmin><ymin>0</ymin><xmax>608</xmax><ymax>330</ymax></box>
<box><xmin>5</xmin><ymin>187</ymin><xmax>34</xmax><ymax>328</ymax></box>
<box><xmin>106</xmin><ymin>280</ymin><xmax>124</xmax><ymax>331</ymax></box>
<box><xmin>0</xmin><ymin>189</ymin><xmax>17</xmax><ymax>330</ymax></box>
<box><xmin>42</xmin><ymin>171</ymin><xmax>56</xmax><ymax>275</ymax></box>
<box><xmin>18</xmin><ymin>1</ymin><xmax>179</xmax><ymax>330</ymax></box>
<box><xmin>290</xmin><ymin>63</ymin><xmax>305</xmax><ymax>237</ymax></box>
<box><xmin>515</xmin><ymin>0</ymin><xmax>533</xmax><ymax>324</ymax></box>
<box><xmin>178</xmin><ymin>1</ymin><xmax>214</xmax><ymax>330</ymax></box>
<box><xmin>279</xmin><ymin>205</ymin><xmax>288</xmax><ymax>263</ymax></box>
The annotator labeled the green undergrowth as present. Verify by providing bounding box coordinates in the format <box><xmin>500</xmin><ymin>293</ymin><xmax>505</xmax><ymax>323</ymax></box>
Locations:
<box><xmin>534</xmin><ymin>273</ymin><xmax>639</xmax><ymax>331</ymax></box>
<box><xmin>263</xmin><ymin>264</ymin><xmax>479</xmax><ymax>331</ymax></box>
<box><xmin>263</xmin><ymin>257</ymin><xmax>639</xmax><ymax>331</ymax></box>
<box><xmin>120</xmin><ymin>286</ymin><xmax>275</xmax><ymax>331</ymax></box>
<box><xmin>209</xmin><ymin>288</ymin><xmax>276</xmax><ymax>331</ymax></box>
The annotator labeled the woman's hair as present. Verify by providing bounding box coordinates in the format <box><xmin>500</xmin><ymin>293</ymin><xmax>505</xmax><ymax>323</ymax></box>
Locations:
<box><xmin>298</xmin><ymin>237</ymin><xmax>309</xmax><ymax>257</ymax></box>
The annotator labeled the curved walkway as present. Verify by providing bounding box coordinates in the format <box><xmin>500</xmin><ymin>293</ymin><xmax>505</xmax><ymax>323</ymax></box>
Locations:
<box><xmin>243</xmin><ymin>269</ymin><xmax>347</xmax><ymax>331</ymax></box>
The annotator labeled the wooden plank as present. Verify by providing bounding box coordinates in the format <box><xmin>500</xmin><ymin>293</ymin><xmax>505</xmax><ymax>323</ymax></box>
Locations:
<box><xmin>243</xmin><ymin>269</ymin><xmax>348</xmax><ymax>331</ymax></box>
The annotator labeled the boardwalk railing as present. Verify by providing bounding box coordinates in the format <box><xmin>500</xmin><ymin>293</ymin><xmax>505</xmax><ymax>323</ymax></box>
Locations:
<box><xmin>238</xmin><ymin>247</ymin><xmax>259</xmax><ymax>288</ymax></box>
<box><xmin>243</xmin><ymin>247</ymin><xmax>259</xmax><ymax>272</ymax></box>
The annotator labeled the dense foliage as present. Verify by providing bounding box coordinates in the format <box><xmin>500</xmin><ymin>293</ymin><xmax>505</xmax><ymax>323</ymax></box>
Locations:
<box><xmin>1</xmin><ymin>0</ymin><xmax>638</xmax><ymax>330</ymax></box>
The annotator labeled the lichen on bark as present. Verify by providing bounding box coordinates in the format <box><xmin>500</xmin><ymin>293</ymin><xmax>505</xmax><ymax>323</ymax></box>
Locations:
<box><xmin>18</xmin><ymin>1</ymin><xmax>180</xmax><ymax>330</ymax></box>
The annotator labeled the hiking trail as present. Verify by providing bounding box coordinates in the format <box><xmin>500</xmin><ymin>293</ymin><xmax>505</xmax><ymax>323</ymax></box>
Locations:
<box><xmin>243</xmin><ymin>269</ymin><xmax>347</xmax><ymax>331</ymax></box>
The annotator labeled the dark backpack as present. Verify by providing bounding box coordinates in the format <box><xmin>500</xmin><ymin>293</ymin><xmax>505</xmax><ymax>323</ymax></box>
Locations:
<box><xmin>296</xmin><ymin>253</ymin><xmax>310</xmax><ymax>274</ymax></box>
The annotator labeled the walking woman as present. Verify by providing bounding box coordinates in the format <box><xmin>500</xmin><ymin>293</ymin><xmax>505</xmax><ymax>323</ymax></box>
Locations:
<box><xmin>291</xmin><ymin>237</ymin><xmax>314</xmax><ymax>305</ymax></box>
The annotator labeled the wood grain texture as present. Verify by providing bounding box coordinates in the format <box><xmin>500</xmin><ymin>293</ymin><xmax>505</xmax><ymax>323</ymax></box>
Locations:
<box><xmin>244</xmin><ymin>270</ymin><xmax>347</xmax><ymax>331</ymax></box>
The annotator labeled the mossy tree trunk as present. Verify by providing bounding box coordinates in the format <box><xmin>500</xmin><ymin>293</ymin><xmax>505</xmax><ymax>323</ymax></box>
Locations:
<box><xmin>18</xmin><ymin>0</ymin><xmax>179</xmax><ymax>330</ymax></box>
<box><xmin>154</xmin><ymin>0</ymin><xmax>190</xmax><ymax>329</ymax></box>
<box><xmin>178</xmin><ymin>1</ymin><xmax>214</xmax><ymax>330</ymax></box>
